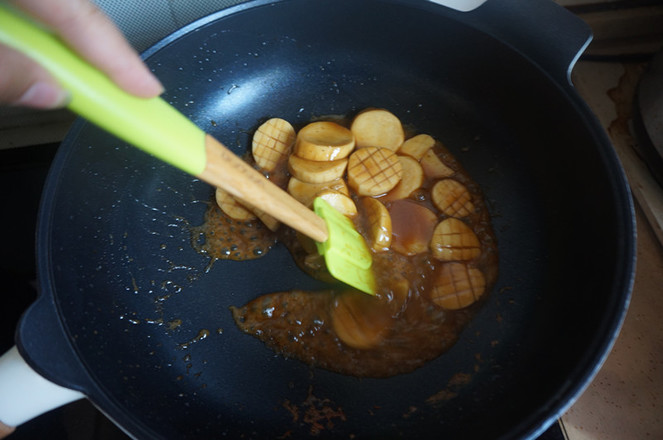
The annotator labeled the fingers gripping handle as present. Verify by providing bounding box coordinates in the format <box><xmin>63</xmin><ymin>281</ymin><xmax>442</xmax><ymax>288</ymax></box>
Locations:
<box><xmin>0</xmin><ymin>346</ymin><xmax>84</xmax><ymax>431</ymax></box>
<box><xmin>0</xmin><ymin>4</ymin><xmax>207</xmax><ymax>177</ymax></box>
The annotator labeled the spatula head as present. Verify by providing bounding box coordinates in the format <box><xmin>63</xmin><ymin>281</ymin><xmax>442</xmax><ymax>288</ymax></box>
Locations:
<box><xmin>313</xmin><ymin>198</ymin><xmax>376</xmax><ymax>295</ymax></box>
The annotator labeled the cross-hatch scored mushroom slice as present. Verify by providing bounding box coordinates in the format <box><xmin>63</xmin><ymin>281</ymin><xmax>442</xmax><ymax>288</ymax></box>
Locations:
<box><xmin>381</xmin><ymin>155</ymin><xmax>424</xmax><ymax>202</ymax></box>
<box><xmin>294</xmin><ymin>121</ymin><xmax>355</xmax><ymax>161</ymax></box>
<box><xmin>420</xmin><ymin>148</ymin><xmax>454</xmax><ymax>179</ymax></box>
<box><xmin>430</xmin><ymin>262</ymin><xmax>486</xmax><ymax>310</ymax></box>
<box><xmin>431</xmin><ymin>179</ymin><xmax>475</xmax><ymax>218</ymax></box>
<box><xmin>398</xmin><ymin>133</ymin><xmax>435</xmax><ymax>160</ymax></box>
<box><xmin>287</xmin><ymin>154</ymin><xmax>348</xmax><ymax>184</ymax></box>
<box><xmin>361</xmin><ymin>197</ymin><xmax>392</xmax><ymax>252</ymax></box>
<box><xmin>287</xmin><ymin>176</ymin><xmax>349</xmax><ymax>207</ymax></box>
<box><xmin>215</xmin><ymin>187</ymin><xmax>256</xmax><ymax>221</ymax></box>
<box><xmin>430</xmin><ymin>217</ymin><xmax>481</xmax><ymax>261</ymax></box>
<box><xmin>251</xmin><ymin>118</ymin><xmax>296</xmax><ymax>172</ymax></box>
<box><xmin>347</xmin><ymin>147</ymin><xmax>403</xmax><ymax>196</ymax></box>
<box><xmin>351</xmin><ymin>108</ymin><xmax>405</xmax><ymax>151</ymax></box>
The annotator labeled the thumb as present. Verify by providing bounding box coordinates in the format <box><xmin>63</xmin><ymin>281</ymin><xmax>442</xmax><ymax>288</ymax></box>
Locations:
<box><xmin>0</xmin><ymin>43</ymin><xmax>69</xmax><ymax>109</ymax></box>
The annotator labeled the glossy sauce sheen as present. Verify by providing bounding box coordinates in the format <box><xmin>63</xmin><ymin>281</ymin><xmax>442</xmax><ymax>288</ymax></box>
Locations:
<box><xmin>191</xmin><ymin>206</ymin><xmax>277</xmax><ymax>261</ymax></box>
<box><xmin>194</xmin><ymin>128</ymin><xmax>498</xmax><ymax>378</ymax></box>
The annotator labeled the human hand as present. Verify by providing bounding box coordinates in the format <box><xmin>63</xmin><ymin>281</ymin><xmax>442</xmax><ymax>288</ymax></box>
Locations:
<box><xmin>0</xmin><ymin>0</ymin><xmax>163</xmax><ymax>109</ymax></box>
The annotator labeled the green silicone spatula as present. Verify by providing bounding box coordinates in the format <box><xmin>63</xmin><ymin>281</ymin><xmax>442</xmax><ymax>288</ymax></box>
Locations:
<box><xmin>0</xmin><ymin>4</ymin><xmax>375</xmax><ymax>294</ymax></box>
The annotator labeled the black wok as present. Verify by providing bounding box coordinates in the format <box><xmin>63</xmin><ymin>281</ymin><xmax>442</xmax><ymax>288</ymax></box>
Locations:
<box><xmin>14</xmin><ymin>0</ymin><xmax>635</xmax><ymax>438</ymax></box>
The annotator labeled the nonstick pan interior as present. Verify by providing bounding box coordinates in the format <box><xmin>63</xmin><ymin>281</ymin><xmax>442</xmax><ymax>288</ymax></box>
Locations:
<box><xmin>29</xmin><ymin>0</ymin><xmax>634</xmax><ymax>438</ymax></box>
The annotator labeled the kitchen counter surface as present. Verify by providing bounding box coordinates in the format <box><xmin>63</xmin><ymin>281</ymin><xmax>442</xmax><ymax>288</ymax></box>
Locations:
<box><xmin>561</xmin><ymin>60</ymin><xmax>663</xmax><ymax>439</ymax></box>
<box><xmin>563</xmin><ymin>205</ymin><xmax>663</xmax><ymax>439</ymax></box>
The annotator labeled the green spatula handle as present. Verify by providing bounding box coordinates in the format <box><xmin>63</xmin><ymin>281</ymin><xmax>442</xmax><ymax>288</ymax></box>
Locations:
<box><xmin>0</xmin><ymin>4</ymin><xmax>206</xmax><ymax>176</ymax></box>
<box><xmin>0</xmin><ymin>3</ymin><xmax>329</xmax><ymax>243</ymax></box>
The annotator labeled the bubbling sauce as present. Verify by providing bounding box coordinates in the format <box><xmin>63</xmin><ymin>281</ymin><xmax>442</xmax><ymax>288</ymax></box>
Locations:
<box><xmin>193</xmin><ymin>110</ymin><xmax>498</xmax><ymax>378</ymax></box>
<box><xmin>191</xmin><ymin>203</ymin><xmax>276</xmax><ymax>261</ymax></box>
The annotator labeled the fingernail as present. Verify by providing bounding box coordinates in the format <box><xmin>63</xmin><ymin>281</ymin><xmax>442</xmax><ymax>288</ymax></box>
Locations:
<box><xmin>145</xmin><ymin>71</ymin><xmax>165</xmax><ymax>96</ymax></box>
<box><xmin>15</xmin><ymin>82</ymin><xmax>70</xmax><ymax>109</ymax></box>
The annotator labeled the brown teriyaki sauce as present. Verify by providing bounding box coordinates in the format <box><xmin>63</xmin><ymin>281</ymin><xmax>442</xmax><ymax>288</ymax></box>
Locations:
<box><xmin>192</xmin><ymin>118</ymin><xmax>498</xmax><ymax>378</ymax></box>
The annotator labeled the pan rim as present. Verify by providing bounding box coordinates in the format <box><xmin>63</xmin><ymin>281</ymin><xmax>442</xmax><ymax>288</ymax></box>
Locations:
<box><xmin>27</xmin><ymin>0</ymin><xmax>637</xmax><ymax>438</ymax></box>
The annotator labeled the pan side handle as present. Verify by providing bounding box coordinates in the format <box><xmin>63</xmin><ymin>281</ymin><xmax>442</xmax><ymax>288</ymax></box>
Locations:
<box><xmin>428</xmin><ymin>0</ymin><xmax>487</xmax><ymax>12</ymax></box>
<box><xmin>450</xmin><ymin>0</ymin><xmax>592</xmax><ymax>86</ymax></box>
<box><xmin>0</xmin><ymin>294</ymin><xmax>95</xmax><ymax>431</ymax></box>
<box><xmin>0</xmin><ymin>346</ymin><xmax>84</xmax><ymax>431</ymax></box>
<box><xmin>14</xmin><ymin>294</ymin><xmax>95</xmax><ymax>392</ymax></box>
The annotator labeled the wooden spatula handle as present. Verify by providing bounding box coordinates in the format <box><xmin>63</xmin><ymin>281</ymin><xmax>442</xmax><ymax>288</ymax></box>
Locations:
<box><xmin>0</xmin><ymin>7</ymin><xmax>328</xmax><ymax>244</ymax></box>
<box><xmin>200</xmin><ymin>135</ymin><xmax>329</xmax><ymax>243</ymax></box>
